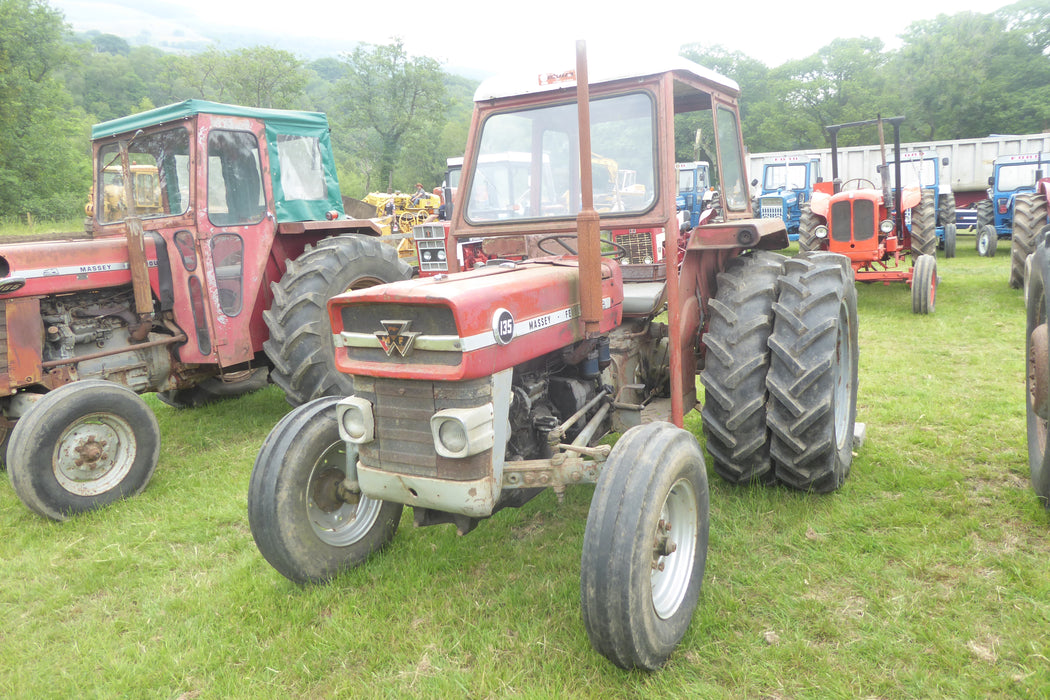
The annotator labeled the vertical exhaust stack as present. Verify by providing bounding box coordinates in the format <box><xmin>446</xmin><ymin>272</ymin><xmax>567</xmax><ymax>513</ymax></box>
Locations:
<box><xmin>575</xmin><ymin>40</ymin><xmax>602</xmax><ymax>339</ymax></box>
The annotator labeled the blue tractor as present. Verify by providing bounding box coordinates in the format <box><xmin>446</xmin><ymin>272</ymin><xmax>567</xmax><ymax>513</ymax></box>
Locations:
<box><xmin>886</xmin><ymin>150</ymin><xmax>957</xmax><ymax>258</ymax></box>
<box><xmin>976</xmin><ymin>153</ymin><xmax>1050</xmax><ymax>288</ymax></box>
<box><xmin>752</xmin><ymin>155</ymin><xmax>822</xmax><ymax>241</ymax></box>
<box><xmin>674</xmin><ymin>160</ymin><xmax>713</xmax><ymax>231</ymax></box>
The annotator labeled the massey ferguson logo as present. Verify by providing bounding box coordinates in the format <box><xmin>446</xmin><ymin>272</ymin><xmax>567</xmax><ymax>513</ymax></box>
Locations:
<box><xmin>375</xmin><ymin>320</ymin><xmax>420</xmax><ymax>357</ymax></box>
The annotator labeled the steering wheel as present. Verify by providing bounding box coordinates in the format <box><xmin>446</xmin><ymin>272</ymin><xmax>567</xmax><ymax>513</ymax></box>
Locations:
<box><xmin>536</xmin><ymin>235</ymin><xmax>629</xmax><ymax>261</ymax></box>
<box><xmin>537</xmin><ymin>234</ymin><xmax>625</xmax><ymax>261</ymax></box>
<box><xmin>840</xmin><ymin>177</ymin><xmax>876</xmax><ymax>190</ymax></box>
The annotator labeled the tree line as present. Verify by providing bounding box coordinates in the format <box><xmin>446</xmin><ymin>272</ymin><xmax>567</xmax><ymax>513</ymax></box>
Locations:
<box><xmin>1</xmin><ymin>0</ymin><xmax>1047</xmax><ymax>221</ymax></box>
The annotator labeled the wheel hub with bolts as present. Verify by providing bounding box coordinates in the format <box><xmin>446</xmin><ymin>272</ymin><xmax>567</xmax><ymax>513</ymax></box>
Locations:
<box><xmin>55</xmin><ymin>416</ymin><xmax>135</xmax><ymax>496</ymax></box>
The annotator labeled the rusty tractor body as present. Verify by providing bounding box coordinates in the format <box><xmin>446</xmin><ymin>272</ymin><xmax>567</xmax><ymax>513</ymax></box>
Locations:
<box><xmin>248</xmin><ymin>46</ymin><xmax>860</xmax><ymax>670</ymax></box>
<box><xmin>799</xmin><ymin>117</ymin><xmax>939</xmax><ymax>314</ymax></box>
<box><xmin>0</xmin><ymin>100</ymin><xmax>412</xmax><ymax>520</ymax></box>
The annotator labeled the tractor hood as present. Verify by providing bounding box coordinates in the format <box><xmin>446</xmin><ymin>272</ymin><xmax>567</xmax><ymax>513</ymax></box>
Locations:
<box><xmin>329</xmin><ymin>259</ymin><xmax>624</xmax><ymax>382</ymax></box>
<box><xmin>811</xmin><ymin>184</ymin><xmax>921</xmax><ymax>218</ymax></box>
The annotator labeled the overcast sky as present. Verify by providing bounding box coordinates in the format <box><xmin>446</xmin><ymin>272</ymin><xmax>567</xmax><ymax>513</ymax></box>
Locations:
<box><xmin>52</xmin><ymin>0</ymin><xmax>1014</xmax><ymax>75</ymax></box>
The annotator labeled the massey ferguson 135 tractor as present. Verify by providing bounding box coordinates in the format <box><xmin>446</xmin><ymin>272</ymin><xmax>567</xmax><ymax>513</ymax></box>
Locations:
<box><xmin>0</xmin><ymin>100</ymin><xmax>411</xmax><ymax>520</ymax></box>
<box><xmin>247</xmin><ymin>45</ymin><xmax>859</xmax><ymax>670</ymax></box>
<box><xmin>799</xmin><ymin>117</ymin><xmax>939</xmax><ymax>315</ymax></box>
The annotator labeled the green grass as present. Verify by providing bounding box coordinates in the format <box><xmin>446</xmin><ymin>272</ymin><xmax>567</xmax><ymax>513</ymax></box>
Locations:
<box><xmin>2</xmin><ymin>239</ymin><xmax>1048</xmax><ymax>698</ymax></box>
<box><xmin>0</xmin><ymin>217</ymin><xmax>85</xmax><ymax>237</ymax></box>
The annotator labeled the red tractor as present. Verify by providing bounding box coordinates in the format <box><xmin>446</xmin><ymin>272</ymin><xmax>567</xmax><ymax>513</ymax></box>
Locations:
<box><xmin>247</xmin><ymin>45</ymin><xmax>860</xmax><ymax>670</ymax></box>
<box><xmin>799</xmin><ymin>117</ymin><xmax>939</xmax><ymax>314</ymax></box>
<box><xmin>0</xmin><ymin>100</ymin><xmax>412</xmax><ymax>520</ymax></box>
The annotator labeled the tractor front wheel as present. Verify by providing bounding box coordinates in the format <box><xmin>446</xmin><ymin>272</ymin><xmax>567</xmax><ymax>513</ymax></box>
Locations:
<box><xmin>263</xmin><ymin>235</ymin><xmax>412</xmax><ymax>406</ymax></box>
<box><xmin>943</xmin><ymin>223</ymin><xmax>957</xmax><ymax>259</ymax></box>
<box><xmin>977</xmin><ymin>224</ymin><xmax>998</xmax><ymax>257</ymax></box>
<box><xmin>700</xmin><ymin>250</ymin><xmax>785</xmax><ymax>485</ymax></box>
<box><xmin>911</xmin><ymin>254</ymin><xmax>938</xmax><ymax>315</ymax></box>
<box><xmin>581</xmin><ymin>422</ymin><xmax>709</xmax><ymax>670</ymax></box>
<box><xmin>7</xmin><ymin>380</ymin><xmax>160</xmax><ymax>520</ymax></box>
<box><xmin>766</xmin><ymin>252</ymin><xmax>859</xmax><ymax>492</ymax></box>
<box><xmin>248</xmin><ymin>396</ymin><xmax>404</xmax><ymax>583</ymax></box>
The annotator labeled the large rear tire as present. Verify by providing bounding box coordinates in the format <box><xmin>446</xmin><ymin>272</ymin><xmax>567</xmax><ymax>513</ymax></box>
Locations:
<box><xmin>581</xmin><ymin>422</ymin><xmax>709</xmax><ymax>670</ymax></box>
<box><xmin>263</xmin><ymin>236</ymin><xmax>412</xmax><ymax>406</ymax></box>
<box><xmin>1011</xmin><ymin>193</ymin><xmax>1048</xmax><ymax>290</ymax></box>
<box><xmin>1026</xmin><ymin>240</ymin><xmax>1050</xmax><ymax>507</ymax></box>
<box><xmin>797</xmin><ymin>202</ymin><xmax>823</xmax><ymax>253</ymax></box>
<box><xmin>910</xmin><ymin>190</ymin><xmax>938</xmax><ymax>258</ymax></box>
<box><xmin>248</xmin><ymin>396</ymin><xmax>404</xmax><ymax>583</ymax></box>
<box><xmin>7</xmin><ymin>380</ymin><xmax>160</xmax><ymax>520</ymax></box>
<box><xmin>700</xmin><ymin>251</ymin><xmax>785</xmax><ymax>485</ymax></box>
<box><xmin>938</xmin><ymin>192</ymin><xmax>956</xmax><ymax>229</ymax></box>
<box><xmin>766</xmin><ymin>253</ymin><xmax>859</xmax><ymax>493</ymax></box>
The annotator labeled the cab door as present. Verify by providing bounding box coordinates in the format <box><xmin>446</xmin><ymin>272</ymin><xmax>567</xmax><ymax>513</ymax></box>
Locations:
<box><xmin>191</xmin><ymin>115</ymin><xmax>277</xmax><ymax>367</ymax></box>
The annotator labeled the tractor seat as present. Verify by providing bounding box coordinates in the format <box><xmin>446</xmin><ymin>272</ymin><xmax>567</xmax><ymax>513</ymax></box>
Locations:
<box><xmin>621</xmin><ymin>281</ymin><xmax>667</xmax><ymax>317</ymax></box>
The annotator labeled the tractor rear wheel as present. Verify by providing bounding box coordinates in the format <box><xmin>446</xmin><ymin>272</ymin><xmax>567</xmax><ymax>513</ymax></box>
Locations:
<box><xmin>1010</xmin><ymin>193</ymin><xmax>1048</xmax><ymax>290</ymax></box>
<box><xmin>943</xmin><ymin>223</ymin><xmax>957</xmax><ymax>259</ymax></box>
<box><xmin>766</xmin><ymin>252</ymin><xmax>858</xmax><ymax>493</ymax></box>
<box><xmin>156</xmin><ymin>368</ymin><xmax>269</xmax><ymax>409</ymax></box>
<box><xmin>1026</xmin><ymin>240</ymin><xmax>1050</xmax><ymax>507</ymax></box>
<box><xmin>7</xmin><ymin>380</ymin><xmax>160</xmax><ymax>520</ymax></box>
<box><xmin>581</xmin><ymin>422</ymin><xmax>708</xmax><ymax>670</ymax></box>
<box><xmin>975</xmin><ymin>199</ymin><xmax>993</xmax><ymax>237</ymax></box>
<box><xmin>977</xmin><ymin>224</ymin><xmax>998</xmax><ymax>257</ymax></box>
<box><xmin>248</xmin><ymin>396</ymin><xmax>404</xmax><ymax>583</ymax></box>
<box><xmin>700</xmin><ymin>250</ymin><xmax>785</xmax><ymax>485</ymax></box>
<box><xmin>938</xmin><ymin>192</ymin><xmax>956</xmax><ymax>228</ymax></box>
<box><xmin>910</xmin><ymin>190</ymin><xmax>938</xmax><ymax>258</ymax></box>
<box><xmin>797</xmin><ymin>202</ymin><xmax>822</xmax><ymax>253</ymax></box>
<box><xmin>911</xmin><ymin>254</ymin><xmax>938</xmax><ymax>315</ymax></box>
<box><xmin>263</xmin><ymin>235</ymin><xmax>412</xmax><ymax>406</ymax></box>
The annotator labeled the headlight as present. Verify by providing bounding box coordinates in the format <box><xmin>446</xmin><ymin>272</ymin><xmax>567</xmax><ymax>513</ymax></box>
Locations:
<box><xmin>880</xmin><ymin>219</ymin><xmax>895</xmax><ymax>234</ymax></box>
<box><xmin>422</xmin><ymin>250</ymin><xmax>432</xmax><ymax>261</ymax></box>
<box><xmin>437</xmin><ymin>249</ymin><xmax>446</xmax><ymax>261</ymax></box>
<box><xmin>336</xmin><ymin>396</ymin><xmax>374</xmax><ymax>444</ymax></box>
<box><xmin>430</xmin><ymin>404</ymin><xmax>494</xmax><ymax>458</ymax></box>
<box><xmin>815</xmin><ymin>225</ymin><xmax>829</xmax><ymax>239</ymax></box>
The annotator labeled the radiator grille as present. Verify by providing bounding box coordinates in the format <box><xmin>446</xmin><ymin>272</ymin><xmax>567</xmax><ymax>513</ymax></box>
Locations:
<box><xmin>355</xmin><ymin>376</ymin><xmax>492</xmax><ymax>481</ymax></box>
<box><xmin>613</xmin><ymin>230</ymin><xmax>655</xmax><ymax>265</ymax></box>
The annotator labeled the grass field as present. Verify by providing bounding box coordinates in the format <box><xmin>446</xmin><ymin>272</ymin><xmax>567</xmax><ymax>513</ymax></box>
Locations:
<box><xmin>1</xmin><ymin>238</ymin><xmax>1047</xmax><ymax>698</ymax></box>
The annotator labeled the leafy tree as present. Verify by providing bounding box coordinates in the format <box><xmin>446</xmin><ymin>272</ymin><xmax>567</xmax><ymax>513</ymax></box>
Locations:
<box><xmin>0</xmin><ymin>0</ymin><xmax>90</xmax><ymax>220</ymax></box>
<box><xmin>333</xmin><ymin>39</ymin><xmax>450</xmax><ymax>190</ymax></box>
<box><xmin>222</xmin><ymin>46</ymin><xmax>307</xmax><ymax>108</ymax></box>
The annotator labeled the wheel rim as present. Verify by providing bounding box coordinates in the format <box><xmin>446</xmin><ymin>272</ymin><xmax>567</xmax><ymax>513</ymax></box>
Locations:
<box><xmin>307</xmin><ymin>442</ymin><xmax>382</xmax><ymax>546</ymax></box>
<box><xmin>832</xmin><ymin>302</ymin><xmax>854</xmax><ymax>449</ymax></box>
<box><xmin>978</xmin><ymin>231</ymin><xmax>989</xmax><ymax>255</ymax></box>
<box><xmin>53</xmin><ymin>413</ymin><xmax>137</xmax><ymax>496</ymax></box>
<box><xmin>651</xmin><ymin>476</ymin><xmax>698</xmax><ymax>620</ymax></box>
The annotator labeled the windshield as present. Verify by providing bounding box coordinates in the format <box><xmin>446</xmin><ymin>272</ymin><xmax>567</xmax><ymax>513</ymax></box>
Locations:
<box><xmin>762</xmin><ymin>163</ymin><xmax>809</xmax><ymax>191</ymax></box>
<box><xmin>465</xmin><ymin>92</ymin><xmax>656</xmax><ymax>223</ymax></box>
<box><xmin>997</xmin><ymin>161</ymin><xmax>1049</xmax><ymax>192</ymax></box>
<box><xmin>886</xmin><ymin>158</ymin><xmax>937</xmax><ymax>189</ymax></box>
<box><xmin>97</xmin><ymin>126</ymin><xmax>191</xmax><ymax>224</ymax></box>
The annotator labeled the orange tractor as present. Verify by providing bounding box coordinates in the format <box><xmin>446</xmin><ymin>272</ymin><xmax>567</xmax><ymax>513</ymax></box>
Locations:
<box><xmin>799</xmin><ymin>117</ymin><xmax>939</xmax><ymax>314</ymax></box>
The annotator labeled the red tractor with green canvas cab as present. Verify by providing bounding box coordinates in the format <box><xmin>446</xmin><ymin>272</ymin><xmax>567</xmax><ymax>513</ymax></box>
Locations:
<box><xmin>799</xmin><ymin>117</ymin><xmax>939</xmax><ymax>314</ymax></box>
<box><xmin>247</xmin><ymin>45</ymin><xmax>861</xmax><ymax>670</ymax></box>
<box><xmin>0</xmin><ymin>100</ymin><xmax>412</xmax><ymax>520</ymax></box>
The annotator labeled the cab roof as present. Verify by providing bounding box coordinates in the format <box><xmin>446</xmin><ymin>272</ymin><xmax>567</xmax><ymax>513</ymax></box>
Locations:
<box><xmin>474</xmin><ymin>55</ymin><xmax>740</xmax><ymax>103</ymax></box>
<box><xmin>91</xmin><ymin>99</ymin><xmax>330</xmax><ymax>140</ymax></box>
